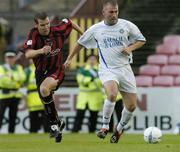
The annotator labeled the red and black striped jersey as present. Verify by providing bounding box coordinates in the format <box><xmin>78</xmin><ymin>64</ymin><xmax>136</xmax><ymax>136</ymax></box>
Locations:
<box><xmin>22</xmin><ymin>18</ymin><xmax>72</xmax><ymax>72</ymax></box>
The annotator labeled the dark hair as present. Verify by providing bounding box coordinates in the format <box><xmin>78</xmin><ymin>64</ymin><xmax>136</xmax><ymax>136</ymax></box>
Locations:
<box><xmin>102</xmin><ymin>0</ymin><xmax>118</xmax><ymax>7</ymax></box>
<box><xmin>34</xmin><ymin>12</ymin><xmax>48</xmax><ymax>24</ymax></box>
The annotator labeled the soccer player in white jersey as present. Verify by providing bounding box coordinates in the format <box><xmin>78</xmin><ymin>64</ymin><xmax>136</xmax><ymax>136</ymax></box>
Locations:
<box><xmin>65</xmin><ymin>0</ymin><xmax>146</xmax><ymax>143</ymax></box>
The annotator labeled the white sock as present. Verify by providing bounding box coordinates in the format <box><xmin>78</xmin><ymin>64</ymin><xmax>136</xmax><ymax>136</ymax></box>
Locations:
<box><xmin>102</xmin><ymin>99</ymin><xmax>115</xmax><ymax>130</ymax></box>
<box><xmin>117</xmin><ymin>107</ymin><xmax>133</xmax><ymax>132</ymax></box>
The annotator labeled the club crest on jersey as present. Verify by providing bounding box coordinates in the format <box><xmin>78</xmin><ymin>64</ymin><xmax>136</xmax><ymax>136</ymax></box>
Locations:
<box><xmin>27</xmin><ymin>40</ymin><xmax>32</xmax><ymax>45</ymax></box>
<box><xmin>119</xmin><ymin>29</ymin><xmax>124</xmax><ymax>34</ymax></box>
<box><xmin>62</xmin><ymin>18</ymin><xmax>68</xmax><ymax>23</ymax></box>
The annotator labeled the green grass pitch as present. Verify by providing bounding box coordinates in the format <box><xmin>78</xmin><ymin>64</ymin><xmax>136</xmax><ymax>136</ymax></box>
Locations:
<box><xmin>0</xmin><ymin>133</ymin><xmax>180</xmax><ymax>152</ymax></box>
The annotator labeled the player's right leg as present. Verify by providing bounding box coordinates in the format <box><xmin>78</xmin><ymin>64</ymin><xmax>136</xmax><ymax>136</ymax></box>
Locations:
<box><xmin>49</xmin><ymin>119</ymin><xmax>65</xmax><ymax>142</ymax></box>
<box><xmin>97</xmin><ymin>80</ymin><xmax>118</xmax><ymax>139</ymax></box>
<box><xmin>110</xmin><ymin>92</ymin><xmax>137</xmax><ymax>143</ymax></box>
<box><xmin>39</xmin><ymin>77</ymin><xmax>65</xmax><ymax>143</ymax></box>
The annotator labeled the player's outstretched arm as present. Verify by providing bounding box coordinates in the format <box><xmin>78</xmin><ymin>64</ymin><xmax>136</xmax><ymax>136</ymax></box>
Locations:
<box><xmin>64</xmin><ymin>43</ymin><xmax>83</xmax><ymax>68</ymax></box>
<box><xmin>71</xmin><ymin>20</ymin><xmax>83</xmax><ymax>35</ymax></box>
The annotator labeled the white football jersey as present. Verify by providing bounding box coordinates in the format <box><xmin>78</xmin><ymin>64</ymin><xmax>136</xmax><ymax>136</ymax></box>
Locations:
<box><xmin>78</xmin><ymin>19</ymin><xmax>146</xmax><ymax>69</ymax></box>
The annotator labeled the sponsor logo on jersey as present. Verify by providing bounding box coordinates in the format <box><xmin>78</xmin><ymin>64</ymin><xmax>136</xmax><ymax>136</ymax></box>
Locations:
<box><xmin>103</xmin><ymin>37</ymin><xmax>123</xmax><ymax>48</ymax></box>
<box><xmin>46</xmin><ymin>48</ymin><xmax>61</xmax><ymax>57</ymax></box>
<box><xmin>119</xmin><ymin>29</ymin><xmax>124</xmax><ymax>34</ymax></box>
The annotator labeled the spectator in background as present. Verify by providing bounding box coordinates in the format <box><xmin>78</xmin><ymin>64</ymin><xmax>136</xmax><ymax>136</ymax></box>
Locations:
<box><xmin>0</xmin><ymin>17</ymin><xmax>13</xmax><ymax>63</ymax></box>
<box><xmin>25</xmin><ymin>59</ymin><xmax>49</xmax><ymax>133</ymax></box>
<box><xmin>72</xmin><ymin>55</ymin><xmax>104</xmax><ymax>133</ymax></box>
<box><xmin>0</xmin><ymin>50</ymin><xmax>25</xmax><ymax>133</ymax></box>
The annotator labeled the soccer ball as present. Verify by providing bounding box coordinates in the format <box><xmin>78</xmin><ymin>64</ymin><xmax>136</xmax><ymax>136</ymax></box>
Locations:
<box><xmin>143</xmin><ymin>127</ymin><xmax>162</xmax><ymax>144</ymax></box>
<box><xmin>173</xmin><ymin>123</ymin><xmax>180</xmax><ymax>134</ymax></box>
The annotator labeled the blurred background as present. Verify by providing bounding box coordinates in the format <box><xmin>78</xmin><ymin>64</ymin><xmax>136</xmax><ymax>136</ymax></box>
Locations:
<box><xmin>0</xmin><ymin>0</ymin><xmax>180</xmax><ymax>134</ymax></box>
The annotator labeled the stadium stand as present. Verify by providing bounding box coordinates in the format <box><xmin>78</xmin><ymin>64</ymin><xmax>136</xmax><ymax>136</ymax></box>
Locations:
<box><xmin>147</xmin><ymin>55</ymin><xmax>168</xmax><ymax>66</ymax></box>
<box><xmin>135</xmin><ymin>76</ymin><xmax>153</xmax><ymax>87</ymax></box>
<box><xmin>156</xmin><ymin>44</ymin><xmax>176</xmax><ymax>55</ymax></box>
<box><xmin>176</xmin><ymin>47</ymin><xmax>180</xmax><ymax>54</ymax></box>
<box><xmin>136</xmin><ymin>35</ymin><xmax>180</xmax><ymax>87</ymax></box>
<box><xmin>168</xmin><ymin>55</ymin><xmax>180</xmax><ymax>65</ymax></box>
<box><xmin>139</xmin><ymin>65</ymin><xmax>160</xmax><ymax>76</ymax></box>
<box><xmin>174</xmin><ymin>76</ymin><xmax>180</xmax><ymax>86</ymax></box>
<box><xmin>163</xmin><ymin>35</ymin><xmax>180</xmax><ymax>46</ymax></box>
<box><xmin>153</xmin><ymin>76</ymin><xmax>174</xmax><ymax>87</ymax></box>
<box><xmin>160</xmin><ymin>65</ymin><xmax>180</xmax><ymax>76</ymax></box>
<box><xmin>121</xmin><ymin>0</ymin><xmax>180</xmax><ymax>68</ymax></box>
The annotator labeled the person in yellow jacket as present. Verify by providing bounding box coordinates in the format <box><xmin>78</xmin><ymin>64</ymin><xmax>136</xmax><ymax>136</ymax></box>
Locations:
<box><xmin>25</xmin><ymin>60</ymin><xmax>49</xmax><ymax>133</ymax></box>
<box><xmin>0</xmin><ymin>50</ymin><xmax>25</xmax><ymax>133</ymax></box>
<box><xmin>72</xmin><ymin>55</ymin><xmax>104</xmax><ymax>133</ymax></box>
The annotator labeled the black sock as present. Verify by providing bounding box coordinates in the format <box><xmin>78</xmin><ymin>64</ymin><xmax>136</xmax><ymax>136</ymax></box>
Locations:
<box><xmin>41</xmin><ymin>94</ymin><xmax>59</xmax><ymax>124</ymax></box>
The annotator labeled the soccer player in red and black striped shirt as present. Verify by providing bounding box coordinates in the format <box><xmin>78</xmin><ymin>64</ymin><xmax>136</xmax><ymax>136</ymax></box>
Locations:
<box><xmin>22</xmin><ymin>12</ymin><xmax>83</xmax><ymax>142</ymax></box>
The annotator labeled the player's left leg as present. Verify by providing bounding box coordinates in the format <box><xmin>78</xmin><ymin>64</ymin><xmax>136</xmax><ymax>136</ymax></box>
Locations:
<box><xmin>110</xmin><ymin>92</ymin><xmax>137</xmax><ymax>143</ymax></box>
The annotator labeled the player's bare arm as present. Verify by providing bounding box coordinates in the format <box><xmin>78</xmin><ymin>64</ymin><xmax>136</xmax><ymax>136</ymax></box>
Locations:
<box><xmin>71</xmin><ymin>20</ymin><xmax>83</xmax><ymax>35</ymax></box>
<box><xmin>122</xmin><ymin>40</ymin><xmax>146</xmax><ymax>56</ymax></box>
<box><xmin>25</xmin><ymin>45</ymin><xmax>51</xmax><ymax>59</ymax></box>
<box><xmin>64</xmin><ymin>43</ymin><xmax>83</xmax><ymax>68</ymax></box>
